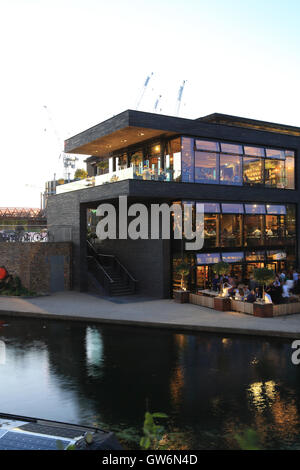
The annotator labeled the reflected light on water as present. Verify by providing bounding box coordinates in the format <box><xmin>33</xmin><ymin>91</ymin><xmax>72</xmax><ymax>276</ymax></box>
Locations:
<box><xmin>248</xmin><ymin>380</ymin><xmax>278</xmax><ymax>412</ymax></box>
<box><xmin>174</xmin><ymin>334</ymin><xmax>187</xmax><ymax>350</ymax></box>
<box><xmin>170</xmin><ymin>366</ymin><xmax>185</xmax><ymax>407</ymax></box>
<box><xmin>85</xmin><ymin>327</ymin><xmax>104</xmax><ymax>377</ymax></box>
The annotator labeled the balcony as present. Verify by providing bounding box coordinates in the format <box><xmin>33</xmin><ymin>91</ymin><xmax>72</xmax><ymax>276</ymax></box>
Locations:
<box><xmin>56</xmin><ymin>166</ymin><xmax>176</xmax><ymax>194</ymax></box>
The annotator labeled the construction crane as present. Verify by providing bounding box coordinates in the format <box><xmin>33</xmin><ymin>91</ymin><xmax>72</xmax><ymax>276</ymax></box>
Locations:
<box><xmin>136</xmin><ymin>72</ymin><xmax>154</xmax><ymax>110</ymax></box>
<box><xmin>43</xmin><ymin>105</ymin><xmax>79</xmax><ymax>181</ymax></box>
<box><xmin>175</xmin><ymin>80</ymin><xmax>187</xmax><ymax>117</ymax></box>
<box><xmin>153</xmin><ymin>94</ymin><xmax>162</xmax><ymax>113</ymax></box>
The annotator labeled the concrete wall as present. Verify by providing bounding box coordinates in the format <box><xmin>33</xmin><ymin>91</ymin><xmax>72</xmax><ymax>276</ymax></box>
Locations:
<box><xmin>0</xmin><ymin>242</ymin><xmax>72</xmax><ymax>294</ymax></box>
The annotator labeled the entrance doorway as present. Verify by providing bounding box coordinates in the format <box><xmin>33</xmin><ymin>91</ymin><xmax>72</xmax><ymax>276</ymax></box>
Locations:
<box><xmin>196</xmin><ymin>266</ymin><xmax>211</xmax><ymax>290</ymax></box>
<box><xmin>245</xmin><ymin>262</ymin><xmax>265</xmax><ymax>280</ymax></box>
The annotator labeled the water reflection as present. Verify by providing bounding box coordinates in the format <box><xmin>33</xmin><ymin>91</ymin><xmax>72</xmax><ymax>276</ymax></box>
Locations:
<box><xmin>85</xmin><ymin>327</ymin><xmax>104</xmax><ymax>378</ymax></box>
<box><xmin>0</xmin><ymin>317</ymin><xmax>299</xmax><ymax>449</ymax></box>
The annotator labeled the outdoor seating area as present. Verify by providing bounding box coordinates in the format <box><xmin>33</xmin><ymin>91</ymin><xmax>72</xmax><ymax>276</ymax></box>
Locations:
<box><xmin>187</xmin><ymin>264</ymin><xmax>300</xmax><ymax>317</ymax></box>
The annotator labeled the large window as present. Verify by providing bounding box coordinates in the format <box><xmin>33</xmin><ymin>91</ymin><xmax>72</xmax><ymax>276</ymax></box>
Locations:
<box><xmin>165</xmin><ymin>138</ymin><xmax>181</xmax><ymax>182</ymax></box>
<box><xmin>220</xmin><ymin>214</ymin><xmax>242</xmax><ymax>247</ymax></box>
<box><xmin>204</xmin><ymin>213</ymin><xmax>219</xmax><ymax>248</ymax></box>
<box><xmin>181</xmin><ymin>137</ymin><xmax>295</xmax><ymax>189</ymax></box>
<box><xmin>220</xmin><ymin>154</ymin><xmax>242</xmax><ymax>185</ymax></box>
<box><xmin>244</xmin><ymin>215</ymin><xmax>264</xmax><ymax>246</ymax></box>
<box><xmin>189</xmin><ymin>202</ymin><xmax>296</xmax><ymax>250</ymax></box>
<box><xmin>286</xmin><ymin>205</ymin><xmax>296</xmax><ymax>242</ymax></box>
<box><xmin>181</xmin><ymin>137</ymin><xmax>194</xmax><ymax>183</ymax></box>
<box><xmin>195</xmin><ymin>151</ymin><xmax>218</xmax><ymax>183</ymax></box>
<box><xmin>265</xmin><ymin>159</ymin><xmax>285</xmax><ymax>188</ymax></box>
<box><xmin>265</xmin><ymin>214</ymin><xmax>285</xmax><ymax>245</ymax></box>
<box><xmin>243</xmin><ymin>157</ymin><xmax>264</xmax><ymax>185</ymax></box>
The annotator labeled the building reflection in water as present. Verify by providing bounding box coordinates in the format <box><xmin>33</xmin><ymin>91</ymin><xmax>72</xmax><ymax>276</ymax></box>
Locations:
<box><xmin>85</xmin><ymin>327</ymin><xmax>104</xmax><ymax>377</ymax></box>
<box><xmin>1</xmin><ymin>317</ymin><xmax>300</xmax><ymax>449</ymax></box>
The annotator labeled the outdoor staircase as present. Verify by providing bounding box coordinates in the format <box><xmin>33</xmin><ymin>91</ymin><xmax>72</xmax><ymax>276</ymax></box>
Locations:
<box><xmin>87</xmin><ymin>240</ymin><xmax>138</xmax><ymax>296</ymax></box>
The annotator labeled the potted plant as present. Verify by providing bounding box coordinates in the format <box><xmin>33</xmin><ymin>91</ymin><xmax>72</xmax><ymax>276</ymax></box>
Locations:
<box><xmin>253</xmin><ymin>267</ymin><xmax>276</xmax><ymax>317</ymax></box>
<box><xmin>96</xmin><ymin>159</ymin><xmax>109</xmax><ymax>174</ymax></box>
<box><xmin>131</xmin><ymin>153</ymin><xmax>142</xmax><ymax>166</ymax></box>
<box><xmin>74</xmin><ymin>168</ymin><xmax>88</xmax><ymax>179</ymax></box>
<box><xmin>173</xmin><ymin>261</ymin><xmax>190</xmax><ymax>303</ymax></box>
<box><xmin>212</xmin><ymin>261</ymin><xmax>231</xmax><ymax>311</ymax></box>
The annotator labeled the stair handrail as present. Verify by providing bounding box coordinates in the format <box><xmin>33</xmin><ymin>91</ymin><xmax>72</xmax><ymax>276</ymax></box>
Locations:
<box><xmin>87</xmin><ymin>255</ymin><xmax>115</xmax><ymax>284</ymax></box>
<box><xmin>86</xmin><ymin>241</ymin><xmax>115</xmax><ymax>284</ymax></box>
<box><xmin>97</xmin><ymin>252</ymin><xmax>138</xmax><ymax>283</ymax></box>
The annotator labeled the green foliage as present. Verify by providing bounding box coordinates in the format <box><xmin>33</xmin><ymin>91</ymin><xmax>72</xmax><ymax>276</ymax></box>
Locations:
<box><xmin>212</xmin><ymin>261</ymin><xmax>230</xmax><ymax>276</ymax></box>
<box><xmin>140</xmin><ymin>412</ymin><xmax>168</xmax><ymax>450</ymax></box>
<box><xmin>87</xmin><ymin>227</ymin><xmax>97</xmax><ymax>241</ymax></box>
<box><xmin>175</xmin><ymin>262</ymin><xmax>190</xmax><ymax>277</ymax></box>
<box><xmin>253</xmin><ymin>267</ymin><xmax>276</xmax><ymax>285</ymax></box>
<box><xmin>175</xmin><ymin>261</ymin><xmax>190</xmax><ymax>290</ymax></box>
<box><xmin>74</xmin><ymin>168</ymin><xmax>88</xmax><ymax>179</ymax></box>
<box><xmin>56</xmin><ymin>440</ymin><xmax>76</xmax><ymax>450</ymax></box>
<box><xmin>96</xmin><ymin>160</ymin><xmax>109</xmax><ymax>171</ymax></box>
<box><xmin>0</xmin><ymin>272</ymin><xmax>35</xmax><ymax>297</ymax></box>
<box><xmin>234</xmin><ymin>428</ymin><xmax>261</xmax><ymax>450</ymax></box>
<box><xmin>131</xmin><ymin>153</ymin><xmax>142</xmax><ymax>165</ymax></box>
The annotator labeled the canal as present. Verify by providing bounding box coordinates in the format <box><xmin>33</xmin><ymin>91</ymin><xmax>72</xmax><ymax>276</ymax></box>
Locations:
<box><xmin>0</xmin><ymin>316</ymin><xmax>299</xmax><ymax>449</ymax></box>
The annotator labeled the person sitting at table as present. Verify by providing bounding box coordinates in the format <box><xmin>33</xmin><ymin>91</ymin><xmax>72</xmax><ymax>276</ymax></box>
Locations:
<box><xmin>266</xmin><ymin>227</ymin><xmax>273</xmax><ymax>236</ymax></box>
<box><xmin>243</xmin><ymin>286</ymin><xmax>250</xmax><ymax>298</ymax></box>
<box><xmin>292</xmin><ymin>268</ymin><xmax>300</xmax><ymax>294</ymax></box>
<box><xmin>222</xmin><ymin>282</ymin><xmax>232</xmax><ymax>297</ymax></box>
<box><xmin>234</xmin><ymin>286</ymin><xmax>245</xmax><ymax>300</ymax></box>
<box><xmin>282</xmin><ymin>280</ymin><xmax>291</xmax><ymax>302</ymax></box>
<box><xmin>264</xmin><ymin>291</ymin><xmax>273</xmax><ymax>304</ymax></box>
<box><xmin>252</xmin><ymin>227</ymin><xmax>262</xmax><ymax>237</ymax></box>
<box><xmin>212</xmin><ymin>274</ymin><xmax>220</xmax><ymax>292</ymax></box>
<box><xmin>270</xmin><ymin>278</ymin><xmax>282</xmax><ymax>304</ymax></box>
<box><xmin>246</xmin><ymin>290</ymin><xmax>256</xmax><ymax>303</ymax></box>
<box><xmin>255</xmin><ymin>287</ymin><xmax>262</xmax><ymax>299</ymax></box>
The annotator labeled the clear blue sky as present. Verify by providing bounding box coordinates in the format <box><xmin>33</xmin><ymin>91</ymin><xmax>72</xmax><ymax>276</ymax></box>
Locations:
<box><xmin>1</xmin><ymin>0</ymin><xmax>300</xmax><ymax>207</ymax></box>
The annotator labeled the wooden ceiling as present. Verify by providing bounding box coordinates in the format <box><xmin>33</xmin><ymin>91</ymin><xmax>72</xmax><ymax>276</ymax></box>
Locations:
<box><xmin>67</xmin><ymin>126</ymin><xmax>175</xmax><ymax>156</ymax></box>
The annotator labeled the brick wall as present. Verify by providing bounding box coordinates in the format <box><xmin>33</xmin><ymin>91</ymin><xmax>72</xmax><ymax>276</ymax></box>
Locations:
<box><xmin>0</xmin><ymin>242</ymin><xmax>72</xmax><ymax>294</ymax></box>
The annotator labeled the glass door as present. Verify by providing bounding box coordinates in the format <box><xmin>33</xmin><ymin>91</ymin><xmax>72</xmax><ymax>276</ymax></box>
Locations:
<box><xmin>196</xmin><ymin>266</ymin><xmax>210</xmax><ymax>291</ymax></box>
<box><xmin>245</xmin><ymin>262</ymin><xmax>265</xmax><ymax>280</ymax></box>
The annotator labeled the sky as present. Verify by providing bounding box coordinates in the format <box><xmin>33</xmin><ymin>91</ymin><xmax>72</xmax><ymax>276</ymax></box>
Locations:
<box><xmin>1</xmin><ymin>0</ymin><xmax>300</xmax><ymax>207</ymax></box>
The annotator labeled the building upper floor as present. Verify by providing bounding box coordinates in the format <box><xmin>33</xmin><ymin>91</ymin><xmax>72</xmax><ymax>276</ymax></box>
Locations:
<box><xmin>57</xmin><ymin>110</ymin><xmax>300</xmax><ymax>195</ymax></box>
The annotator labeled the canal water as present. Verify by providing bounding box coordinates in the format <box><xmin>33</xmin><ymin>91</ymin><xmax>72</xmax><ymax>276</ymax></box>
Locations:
<box><xmin>0</xmin><ymin>316</ymin><xmax>299</xmax><ymax>450</ymax></box>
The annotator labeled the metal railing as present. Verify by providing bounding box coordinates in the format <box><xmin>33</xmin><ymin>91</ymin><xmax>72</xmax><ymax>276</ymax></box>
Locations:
<box><xmin>56</xmin><ymin>165</ymin><xmax>177</xmax><ymax>194</ymax></box>
<box><xmin>86</xmin><ymin>240</ymin><xmax>138</xmax><ymax>294</ymax></box>
<box><xmin>0</xmin><ymin>226</ymin><xmax>49</xmax><ymax>243</ymax></box>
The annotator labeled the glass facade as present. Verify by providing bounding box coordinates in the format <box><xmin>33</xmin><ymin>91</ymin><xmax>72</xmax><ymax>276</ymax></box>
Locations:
<box><xmin>172</xmin><ymin>201</ymin><xmax>297</xmax><ymax>291</ymax></box>
<box><xmin>179</xmin><ymin>138</ymin><xmax>295</xmax><ymax>189</ymax></box>
<box><xmin>195</xmin><ymin>151</ymin><xmax>218</xmax><ymax>183</ymax></box>
<box><xmin>97</xmin><ymin>136</ymin><xmax>295</xmax><ymax>190</ymax></box>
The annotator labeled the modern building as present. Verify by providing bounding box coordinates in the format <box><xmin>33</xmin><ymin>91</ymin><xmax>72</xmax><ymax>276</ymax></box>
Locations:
<box><xmin>46</xmin><ymin>110</ymin><xmax>299</xmax><ymax>297</ymax></box>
